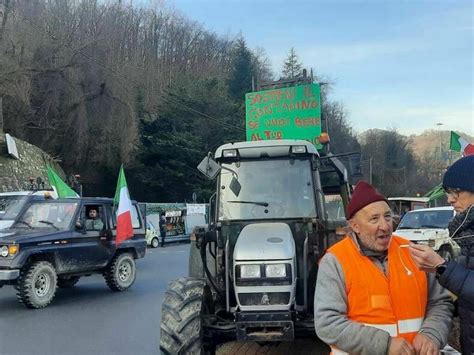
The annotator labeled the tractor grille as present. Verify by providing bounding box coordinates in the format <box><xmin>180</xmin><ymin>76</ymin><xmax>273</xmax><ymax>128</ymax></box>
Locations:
<box><xmin>238</xmin><ymin>292</ymin><xmax>291</xmax><ymax>306</ymax></box>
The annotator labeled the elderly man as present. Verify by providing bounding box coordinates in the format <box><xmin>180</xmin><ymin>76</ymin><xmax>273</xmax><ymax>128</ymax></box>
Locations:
<box><xmin>314</xmin><ymin>181</ymin><xmax>453</xmax><ymax>355</ymax></box>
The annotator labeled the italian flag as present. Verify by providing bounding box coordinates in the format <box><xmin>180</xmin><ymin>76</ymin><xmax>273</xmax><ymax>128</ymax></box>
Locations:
<box><xmin>114</xmin><ymin>165</ymin><xmax>134</xmax><ymax>245</ymax></box>
<box><xmin>450</xmin><ymin>131</ymin><xmax>474</xmax><ymax>156</ymax></box>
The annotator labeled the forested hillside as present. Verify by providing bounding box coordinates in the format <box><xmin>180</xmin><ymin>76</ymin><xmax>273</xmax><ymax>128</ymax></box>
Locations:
<box><xmin>0</xmin><ymin>1</ymin><xmax>253</xmax><ymax>200</ymax></box>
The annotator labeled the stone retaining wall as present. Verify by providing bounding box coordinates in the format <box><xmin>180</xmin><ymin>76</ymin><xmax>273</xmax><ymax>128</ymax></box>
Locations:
<box><xmin>0</xmin><ymin>134</ymin><xmax>65</xmax><ymax>192</ymax></box>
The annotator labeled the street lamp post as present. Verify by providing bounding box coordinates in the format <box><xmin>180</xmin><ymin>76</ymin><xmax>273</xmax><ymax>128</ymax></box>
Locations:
<box><xmin>319</xmin><ymin>82</ymin><xmax>329</xmax><ymax>151</ymax></box>
<box><xmin>436</xmin><ymin>123</ymin><xmax>443</xmax><ymax>161</ymax></box>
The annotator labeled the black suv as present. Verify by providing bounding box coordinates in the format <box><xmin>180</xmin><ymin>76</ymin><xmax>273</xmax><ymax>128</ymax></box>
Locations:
<box><xmin>0</xmin><ymin>197</ymin><xmax>146</xmax><ymax>308</ymax></box>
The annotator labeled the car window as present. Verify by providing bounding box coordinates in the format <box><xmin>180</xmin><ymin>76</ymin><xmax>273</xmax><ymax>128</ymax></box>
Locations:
<box><xmin>112</xmin><ymin>204</ymin><xmax>141</xmax><ymax>229</ymax></box>
<box><xmin>325</xmin><ymin>194</ymin><xmax>345</xmax><ymax>220</ymax></box>
<box><xmin>15</xmin><ymin>201</ymin><xmax>78</xmax><ymax>230</ymax></box>
<box><xmin>130</xmin><ymin>205</ymin><xmax>141</xmax><ymax>228</ymax></box>
<box><xmin>81</xmin><ymin>204</ymin><xmax>106</xmax><ymax>231</ymax></box>
<box><xmin>0</xmin><ymin>196</ymin><xmax>30</xmax><ymax>220</ymax></box>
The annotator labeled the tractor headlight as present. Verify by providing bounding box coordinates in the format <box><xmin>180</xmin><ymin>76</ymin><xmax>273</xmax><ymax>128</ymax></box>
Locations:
<box><xmin>223</xmin><ymin>149</ymin><xmax>238</xmax><ymax>158</ymax></box>
<box><xmin>265</xmin><ymin>264</ymin><xmax>287</xmax><ymax>278</ymax></box>
<box><xmin>291</xmin><ymin>145</ymin><xmax>306</xmax><ymax>153</ymax></box>
<box><xmin>240</xmin><ymin>264</ymin><xmax>261</xmax><ymax>278</ymax></box>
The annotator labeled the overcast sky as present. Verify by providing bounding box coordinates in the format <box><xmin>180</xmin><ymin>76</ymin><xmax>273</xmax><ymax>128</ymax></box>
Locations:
<box><xmin>163</xmin><ymin>0</ymin><xmax>473</xmax><ymax>137</ymax></box>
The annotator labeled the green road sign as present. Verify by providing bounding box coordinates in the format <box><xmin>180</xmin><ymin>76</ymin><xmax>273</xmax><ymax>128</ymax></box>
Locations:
<box><xmin>245</xmin><ymin>83</ymin><xmax>322</xmax><ymax>147</ymax></box>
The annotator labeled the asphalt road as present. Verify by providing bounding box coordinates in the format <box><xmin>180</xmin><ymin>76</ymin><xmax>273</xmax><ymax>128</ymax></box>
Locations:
<box><xmin>0</xmin><ymin>243</ymin><xmax>189</xmax><ymax>355</ymax></box>
<box><xmin>0</xmin><ymin>243</ymin><xmax>328</xmax><ymax>355</ymax></box>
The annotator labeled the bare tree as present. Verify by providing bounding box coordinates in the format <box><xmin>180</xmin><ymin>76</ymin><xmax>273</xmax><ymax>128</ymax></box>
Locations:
<box><xmin>0</xmin><ymin>0</ymin><xmax>238</xmax><ymax>175</ymax></box>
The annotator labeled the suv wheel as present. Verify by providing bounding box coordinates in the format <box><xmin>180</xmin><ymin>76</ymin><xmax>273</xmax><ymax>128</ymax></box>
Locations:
<box><xmin>160</xmin><ymin>277</ymin><xmax>215</xmax><ymax>354</ymax></box>
<box><xmin>16</xmin><ymin>261</ymin><xmax>57</xmax><ymax>309</ymax></box>
<box><xmin>104</xmin><ymin>253</ymin><xmax>136</xmax><ymax>291</ymax></box>
<box><xmin>151</xmin><ymin>237</ymin><xmax>159</xmax><ymax>248</ymax></box>
<box><xmin>57</xmin><ymin>276</ymin><xmax>80</xmax><ymax>288</ymax></box>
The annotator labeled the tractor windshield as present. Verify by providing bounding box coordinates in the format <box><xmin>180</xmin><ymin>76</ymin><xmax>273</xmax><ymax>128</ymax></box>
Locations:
<box><xmin>218</xmin><ymin>158</ymin><xmax>316</xmax><ymax>221</ymax></box>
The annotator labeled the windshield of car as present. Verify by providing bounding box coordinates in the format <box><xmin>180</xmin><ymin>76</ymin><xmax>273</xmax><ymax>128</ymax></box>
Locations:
<box><xmin>218</xmin><ymin>158</ymin><xmax>316</xmax><ymax>221</ymax></box>
<box><xmin>398</xmin><ymin>209</ymin><xmax>453</xmax><ymax>230</ymax></box>
<box><xmin>0</xmin><ymin>196</ymin><xmax>29</xmax><ymax>220</ymax></box>
<box><xmin>13</xmin><ymin>201</ymin><xmax>79</xmax><ymax>230</ymax></box>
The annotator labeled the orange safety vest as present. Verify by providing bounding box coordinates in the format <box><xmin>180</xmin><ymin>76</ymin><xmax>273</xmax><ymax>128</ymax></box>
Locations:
<box><xmin>327</xmin><ymin>235</ymin><xmax>427</xmax><ymax>355</ymax></box>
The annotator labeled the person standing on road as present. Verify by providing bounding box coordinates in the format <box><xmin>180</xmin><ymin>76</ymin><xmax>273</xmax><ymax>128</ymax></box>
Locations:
<box><xmin>409</xmin><ymin>155</ymin><xmax>474</xmax><ymax>355</ymax></box>
<box><xmin>314</xmin><ymin>181</ymin><xmax>453</xmax><ymax>355</ymax></box>
<box><xmin>159</xmin><ymin>213</ymin><xmax>167</xmax><ymax>247</ymax></box>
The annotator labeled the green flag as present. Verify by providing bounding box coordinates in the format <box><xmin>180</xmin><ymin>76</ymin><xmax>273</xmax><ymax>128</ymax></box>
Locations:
<box><xmin>46</xmin><ymin>166</ymin><xmax>79</xmax><ymax>198</ymax></box>
<box><xmin>113</xmin><ymin>165</ymin><xmax>129</xmax><ymax>205</ymax></box>
<box><xmin>450</xmin><ymin>131</ymin><xmax>462</xmax><ymax>151</ymax></box>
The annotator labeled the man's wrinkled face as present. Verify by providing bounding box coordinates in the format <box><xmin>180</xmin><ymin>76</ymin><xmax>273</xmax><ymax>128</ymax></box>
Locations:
<box><xmin>349</xmin><ymin>201</ymin><xmax>393</xmax><ymax>252</ymax></box>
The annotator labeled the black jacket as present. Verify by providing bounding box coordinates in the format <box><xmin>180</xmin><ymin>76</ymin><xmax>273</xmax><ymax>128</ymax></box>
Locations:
<box><xmin>438</xmin><ymin>205</ymin><xmax>474</xmax><ymax>354</ymax></box>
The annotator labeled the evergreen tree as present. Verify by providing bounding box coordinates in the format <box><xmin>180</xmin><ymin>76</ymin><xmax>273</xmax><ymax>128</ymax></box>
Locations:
<box><xmin>129</xmin><ymin>92</ymin><xmax>206</xmax><ymax>202</ymax></box>
<box><xmin>282</xmin><ymin>47</ymin><xmax>303</xmax><ymax>79</ymax></box>
<box><xmin>227</xmin><ymin>38</ymin><xmax>255</xmax><ymax>102</ymax></box>
<box><xmin>129</xmin><ymin>78</ymin><xmax>244</xmax><ymax>202</ymax></box>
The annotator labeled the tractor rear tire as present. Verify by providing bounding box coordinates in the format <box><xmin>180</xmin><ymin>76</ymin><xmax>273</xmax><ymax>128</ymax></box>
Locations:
<box><xmin>160</xmin><ymin>277</ymin><xmax>215</xmax><ymax>355</ymax></box>
<box><xmin>188</xmin><ymin>241</ymin><xmax>215</xmax><ymax>280</ymax></box>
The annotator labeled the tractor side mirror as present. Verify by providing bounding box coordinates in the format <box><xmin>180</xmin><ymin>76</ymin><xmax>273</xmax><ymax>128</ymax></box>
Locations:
<box><xmin>197</xmin><ymin>153</ymin><xmax>221</xmax><ymax>180</ymax></box>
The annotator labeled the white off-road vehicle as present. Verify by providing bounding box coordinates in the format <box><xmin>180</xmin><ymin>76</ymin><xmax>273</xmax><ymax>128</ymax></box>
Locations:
<box><xmin>395</xmin><ymin>206</ymin><xmax>460</xmax><ymax>260</ymax></box>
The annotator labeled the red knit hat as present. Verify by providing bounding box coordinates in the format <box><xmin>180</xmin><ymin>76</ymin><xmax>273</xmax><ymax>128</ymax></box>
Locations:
<box><xmin>347</xmin><ymin>181</ymin><xmax>388</xmax><ymax>219</ymax></box>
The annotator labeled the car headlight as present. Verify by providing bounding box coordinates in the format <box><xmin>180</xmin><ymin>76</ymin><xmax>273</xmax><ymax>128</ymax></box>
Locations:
<box><xmin>240</xmin><ymin>264</ymin><xmax>261</xmax><ymax>278</ymax></box>
<box><xmin>0</xmin><ymin>245</ymin><xmax>19</xmax><ymax>257</ymax></box>
<box><xmin>416</xmin><ymin>239</ymin><xmax>436</xmax><ymax>248</ymax></box>
<box><xmin>265</xmin><ymin>264</ymin><xmax>286</xmax><ymax>278</ymax></box>
<box><xmin>0</xmin><ymin>246</ymin><xmax>8</xmax><ymax>257</ymax></box>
